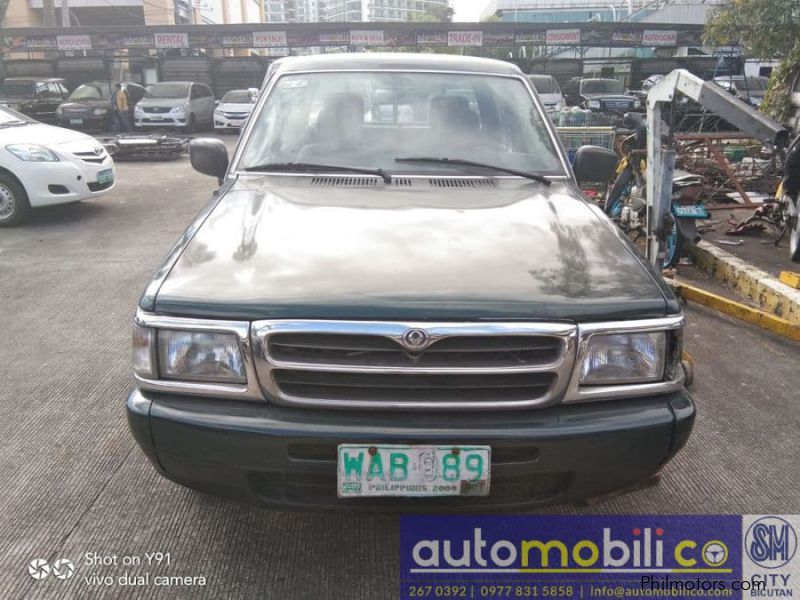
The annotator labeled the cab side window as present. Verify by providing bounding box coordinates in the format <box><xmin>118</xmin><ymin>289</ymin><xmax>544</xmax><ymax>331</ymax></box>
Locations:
<box><xmin>46</xmin><ymin>83</ymin><xmax>63</xmax><ymax>99</ymax></box>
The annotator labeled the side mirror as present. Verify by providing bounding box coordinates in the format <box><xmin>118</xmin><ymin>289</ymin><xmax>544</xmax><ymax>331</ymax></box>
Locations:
<box><xmin>572</xmin><ymin>145</ymin><xmax>618</xmax><ymax>187</ymax></box>
<box><xmin>190</xmin><ymin>138</ymin><xmax>228</xmax><ymax>183</ymax></box>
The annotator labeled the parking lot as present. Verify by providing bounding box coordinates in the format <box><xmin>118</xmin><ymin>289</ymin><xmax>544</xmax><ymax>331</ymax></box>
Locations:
<box><xmin>0</xmin><ymin>134</ymin><xmax>798</xmax><ymax>599</ymax></box>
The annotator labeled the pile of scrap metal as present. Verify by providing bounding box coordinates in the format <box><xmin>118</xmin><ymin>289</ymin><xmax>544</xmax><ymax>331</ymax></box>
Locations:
<box><xmin>98</xmin><ymin>134</ymin><xmax>189</xmax><ymax>161</ymax></box>
<box><xmin>674</xmin><ymin>133</ymin><xmax>781</xmax><ymax>206</ymax></box>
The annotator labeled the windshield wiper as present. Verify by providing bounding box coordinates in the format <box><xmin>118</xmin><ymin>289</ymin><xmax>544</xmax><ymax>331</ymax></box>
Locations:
<box><xmin>395</xmin><ymin>157</ymin><xmax>551</xmax><ymax>185</ymax></box>
<box><xmin>243</xmin><ymin>162</ymin><xmax>392</xmax><ymax>184</ymax></box>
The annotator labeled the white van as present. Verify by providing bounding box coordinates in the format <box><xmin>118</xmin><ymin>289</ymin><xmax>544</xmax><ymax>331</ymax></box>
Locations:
<box><xmin>528</xmin><ymin>74</ymin><xmax>565</xmax><ymax>114</ymax></box>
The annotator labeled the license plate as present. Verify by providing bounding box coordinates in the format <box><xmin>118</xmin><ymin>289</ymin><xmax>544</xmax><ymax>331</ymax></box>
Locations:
<box><xmin>337</xmin><ymin>444</ymin><xmax>490</xmax><ymax>498</ymax></box>
<box><xmin>673</xmin><ymin>204</ymin><xmax>709</xmax><ymax>218</ymax></box>
<box><xmin>96</xmin><ymin>168</ymin><xmax>114</xmax><ymax>185</ymax></box>
<box><xmin>69</xmin><ymin>118</ymin><xmax>83</xmax><ymax>125</ymax></box>
<box><xmin>150</xmin><ymin>115</ymin><xmax>164</xmax><ymax>120</ymax></box>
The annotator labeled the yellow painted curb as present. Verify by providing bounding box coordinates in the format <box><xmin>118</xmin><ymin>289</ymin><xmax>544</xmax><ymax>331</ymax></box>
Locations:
<box><xmin>780</xmin><ymin>272</ymin><xmax>800</xmax><ymax>289</ymax></box>
<box><xmin>671</xmin><ymin>280</ymin><xmax>800</xmax><ymax>342</ymax></box>
<box><xmin>689</xmin><ymin>241</ymin><xmax>800</xmax><ymax>324</ymax></box>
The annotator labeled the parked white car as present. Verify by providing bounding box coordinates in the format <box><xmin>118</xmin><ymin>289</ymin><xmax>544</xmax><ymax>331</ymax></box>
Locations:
<box><xmin>134</xmin><ymin>81</ymin><xmax>215</xmax><ymax>132</ymax></box>
<box><xmin>213</xmin><ymin>89</ymin><xmax>257</xmax><ymax>131</ymax></box>
<box><xmin>528</xmin><ymin>74</ymin><xmax>565</xmax><ymax>114</ymax></box>
<box><xmin>0</xmin><ymin>105</ymin><xmax>115</xmax><ymax>226</ymax></box>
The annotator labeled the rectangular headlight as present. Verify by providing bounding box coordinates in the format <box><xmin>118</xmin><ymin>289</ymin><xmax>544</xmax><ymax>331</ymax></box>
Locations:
<box><xmin>157</xmin><ymin>329</ymin><xmax>246</xmax><ymax>384</ymax></box>
<box><xmin>580</xmin><ymin>332</ymin><xmax>665</xmax><ymax>385</ymax></box>
<box><xmin>132</xmin><ymin>324</ymin><xmax>155</xmax><ymax>378</ymax></box>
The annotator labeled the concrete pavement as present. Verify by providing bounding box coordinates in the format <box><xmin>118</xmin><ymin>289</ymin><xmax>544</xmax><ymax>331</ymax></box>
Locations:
<box><xmin>0</xmin><ymin>141</ymin><xmax>798</xmax><ymax>599</ymax></box>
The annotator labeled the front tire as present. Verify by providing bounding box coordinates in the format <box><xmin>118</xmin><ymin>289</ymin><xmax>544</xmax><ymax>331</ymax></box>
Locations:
<box><xmin>662</xmin><ymin>218</ymin><xmax>684</xmax><ymax>269</ymax></box>
<box><xmin>787</xmin><ymin>196</ymin><xmax>800</xmax><ymax>262</ymax></box>
<box><xmin>0</xmin><ymin>173</ymin><xmax>31</xmax><ymax>227</ymax></box>
<box><xmin>605</xmin><ymin>168</ymin><xmax>632</xmax><ymax>218</ymax></box>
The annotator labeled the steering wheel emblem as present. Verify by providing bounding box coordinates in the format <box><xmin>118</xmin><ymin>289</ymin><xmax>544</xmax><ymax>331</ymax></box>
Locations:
<box><xmin>401</xmin><ymin>328</ymin><xmax>430</xmax><ymax>351</ymax></box>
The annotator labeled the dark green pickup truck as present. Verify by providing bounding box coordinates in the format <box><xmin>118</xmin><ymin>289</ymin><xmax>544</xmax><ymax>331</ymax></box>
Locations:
<box><xmin>128</xmin><ymin>54</ymin><xmax>694</xmax><ymax>510</ymax></box>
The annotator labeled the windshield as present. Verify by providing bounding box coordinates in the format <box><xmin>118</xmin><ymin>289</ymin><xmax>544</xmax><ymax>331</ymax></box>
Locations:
<box><xmin>580</xmin><ymin>79</ymin><xmax>624</xmax><ymax>94</ymax></box>
<box><xmin>0</xmin><ymin>105</ymin><xmax>32</xmax><ymax>125</ymax></box>
<box><xmin>239</xmin><ymin>72</ymin><xmax>564</xmax><ymax>176</ymax></box>
<box><xmin>69</xmin><ymin>83</ymin><xmax>110</xmax><ymax>101</ymax></box>
<box><xmin>0</xmin><ymin>81</ymin><xmax>35</xmax><ymax>98</ymax></box>
<box><xmin>529</xmin><ymin>76</ymin><xmax>560</xmax><ymax>95</ymax></box>
<box><xmin>222</xmin><ymin>90</ymin><xmax>254</xmax><ymax>104</ymax></box>
<box><xmin>148</xmin><ymin>83</ymin><xmax>190</xmax><ymax>99</ymax></box>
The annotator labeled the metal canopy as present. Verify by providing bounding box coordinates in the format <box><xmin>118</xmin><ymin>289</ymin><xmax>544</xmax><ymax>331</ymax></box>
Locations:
<box><xmin>0</xmin><ymin>22</ymin><xmax>706</xmax><ymax>53</ymax></box>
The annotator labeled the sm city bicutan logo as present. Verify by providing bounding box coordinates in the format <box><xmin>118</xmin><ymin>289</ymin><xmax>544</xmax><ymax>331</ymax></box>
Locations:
<box><xmin>745</xmin><ymin>516</ymin><xmax>798</xmax><ymax>569</ymax></box>
<box><xmin>410</xmin><ymin>527</ymin><xmax>732</xmax><ymax>574</ymax></box>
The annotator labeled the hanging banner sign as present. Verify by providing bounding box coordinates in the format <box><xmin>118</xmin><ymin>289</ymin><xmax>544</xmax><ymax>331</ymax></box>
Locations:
<box><xmin>448</xmin><ymin>31</ymin><xmax>483</xmax><ymax>47</ymax></box>
<box><xmin>253</xmin><ymin>31</ymin><xmax>288</xmax><ymax>47</ymax></box>
<box><xmin>154</xmin><ymin>32</ymin><xmax>189</xmax><ymax>49</ymax></box>
<box><xmin>642</xmin><ymin>29</ymin><xmax>678</xmax><ymax>46</ymax></box>
<box><xmin>318</xmin><ymin>31</ymin><xmax>349</xmax><ymax>45</ymax></box>
<box><xmin>546</xmin><ymin>28</ymin><xmax>581</xmax><ymax>45</ymax></box>
<box><xmin>350</xmin><ymin>30</ymin><xmax>385</xmax><ymax>46</ymax></box>
<box><xmin>417</xmin><ymin>32</ymin><xmax>448</xmax><ymax>46</ymax></box>
<box><xmin>57</xmin><ymin>35</ymin><xmax>92</xmax><ymax>51</ymax></box>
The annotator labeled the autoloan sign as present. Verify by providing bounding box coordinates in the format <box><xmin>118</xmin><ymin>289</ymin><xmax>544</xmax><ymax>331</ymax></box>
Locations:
<box><xmin>642</xmin><ymin>29</ymin><xmax>678</xmax><ymax>46</ymax></box>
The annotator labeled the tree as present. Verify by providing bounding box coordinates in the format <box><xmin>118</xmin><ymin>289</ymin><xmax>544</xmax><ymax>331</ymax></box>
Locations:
<box><xmin>706</xmin><ymin>0</ymin><xmax>800</xmax><ymax>123</ymax></box>
<box><xmin>410</xmin><ymin>4</ymin><xmax>455</xmax><ymax>22</ymax></box>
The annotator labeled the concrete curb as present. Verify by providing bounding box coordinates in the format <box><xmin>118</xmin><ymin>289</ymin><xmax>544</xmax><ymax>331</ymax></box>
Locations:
<box><xmin>669</xmin><ymin>279</ymin><xmax>800</xmax><ymax>342</ymax></box>
<box><xmin>688</xmin><ymin>240</ymin><xmax>800</xmax><ymax>324</ymax></box>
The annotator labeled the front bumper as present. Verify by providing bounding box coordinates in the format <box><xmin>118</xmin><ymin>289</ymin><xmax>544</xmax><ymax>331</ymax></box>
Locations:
<box><xmin>127</xmin><ymin>388</ymin><xmax>695</xmax><ymax>510</ymax></box>
<box><xmin>18</xmin><ymin>156</ymin><xmax>115</xmax><ymax>208</ymax></box>
<box><xmin>135</xmin><ymin>115</ymin><xmax>187</xmax><ymax>128</ymax></box>
<box><xmin>58</xmin><ymin>116</ymin><xmax>107</xmax><ymax>132</ymax></box>
<box><xmin>214</xmin><ymin>115</ymin><xmax>248</xmax><ymax>130</ymax></box>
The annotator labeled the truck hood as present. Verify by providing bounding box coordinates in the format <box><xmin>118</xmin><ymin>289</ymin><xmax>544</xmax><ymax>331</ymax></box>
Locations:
<box><xmin>217</xmin><ymin>102</ymin><xmax>254</xmax><ymax>113</ymax></box>
<box><xmin>0</xmin><ymin>122</ymin><xmax>102</xmax><ymax>147</ymax></box>
<box><xmin>0</xmin><ymin>95</ymin><xmax>35</xmax><ymax>103</ymax></box>
<box><xmin>152</xmin><ymin>177</ymin><xmax>672</xmax><ymax>321</ymax></box>
<box><xmin>136</xmin><ymin>97</ymin><xmax>187</xmax><ymax>109</ymax></box>
<box><xmin>582</xmin><ymin>93</ymin><xmax>636</xmax><ymax>102</ymax></box>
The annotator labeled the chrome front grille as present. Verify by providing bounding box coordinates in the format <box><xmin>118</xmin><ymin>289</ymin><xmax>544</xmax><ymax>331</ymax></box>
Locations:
<box><xmin>268</xmin><ymin>332</ymin><xmax>564</xmax><ymax>368</ymax></box>
<box><xmin>73</xmin><ymin>150</ymin><xmax>107</xmax><ymax>164</ymax></box>
<box><xmin>602</xmin><ymin>100</ymin><xmax>634</xmax><ymax>111</ymax></box>
<box><xmin>251</xmin><ymin>321</ymin><xmax>577</xmax><ymax>410</ymax></box>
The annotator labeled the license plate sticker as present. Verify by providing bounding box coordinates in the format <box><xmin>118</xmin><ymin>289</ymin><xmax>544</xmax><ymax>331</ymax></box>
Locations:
<box><xmin>673</xmin><ymin>204</ymin><xmax>709</xmax><ymax>218</ymax></box>
<box><xmin>69</xmin><ymin>118</ymin><xmax>83</xmax><ymax>125</ymax></box>
<box><xmin>96</xmin><ymin>168</ymin><xmax>114</xmax><ymax>185</ymax></box>
<box><xmin>337</xmin><ymin>444</ymin><xmax>490</xmax><ymax>498</ymax></box>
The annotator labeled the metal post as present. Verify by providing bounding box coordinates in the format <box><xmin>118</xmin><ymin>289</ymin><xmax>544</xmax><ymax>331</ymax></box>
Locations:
<box><xmin>42</xmin><ymin>0</ymin><xmax>56</xmax><ymax>26</ymax></box>
<box><xmin>646</xmin><ymin>98</ymin><xmax>670</xmax><ymax>265</ymax></box>
<box><xmin>61</xmin><ymin>0</ymin><xmax>70</xmax><ymax>27</ymax></box>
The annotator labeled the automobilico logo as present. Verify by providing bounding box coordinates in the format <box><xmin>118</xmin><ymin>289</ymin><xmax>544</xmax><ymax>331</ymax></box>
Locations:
<box><xmin>745</xmin><ymin>516</ymin><xmax>798</xmax><ymax>569</ymax></box>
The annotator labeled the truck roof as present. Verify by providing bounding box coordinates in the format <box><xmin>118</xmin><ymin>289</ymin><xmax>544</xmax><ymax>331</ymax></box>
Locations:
<box><xmin>271</xmin><ymin>53</ymin><xmax>523</xmax><ymax>77</ymax></box>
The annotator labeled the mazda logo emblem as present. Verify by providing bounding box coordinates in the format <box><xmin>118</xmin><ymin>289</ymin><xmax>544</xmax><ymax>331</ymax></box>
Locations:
<box><xmin>401</xmin><ymin>328</ymin><xmax>430</xmax><ymax>350</ymax></box>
